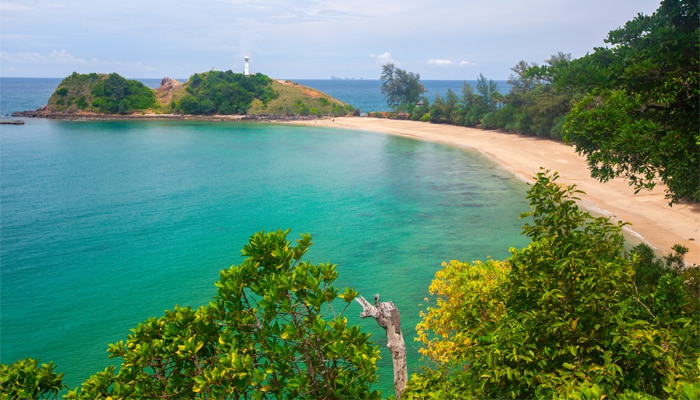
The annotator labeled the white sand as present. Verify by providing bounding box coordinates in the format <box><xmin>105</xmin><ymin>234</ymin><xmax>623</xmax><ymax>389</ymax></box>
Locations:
<box><xmin>289</xmin><ymin>117</ymin><xmax>700</xmax><ymax>265</ymax></box>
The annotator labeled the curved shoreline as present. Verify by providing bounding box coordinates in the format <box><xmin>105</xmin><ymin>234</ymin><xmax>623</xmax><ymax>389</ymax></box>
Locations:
<box><xmin>12</xmin><ymin>112</ymin><xmax>699</xmax><ymax>264</ymax></box>
<box><xmin>288</xmin><ymin>117</ymin><xmax>700</xmax><ymax>265</ymax></box>
<box><xmin>11</xmin><ymin>110</ymin><xmax>323</xmax><ymax>122</ymax></box>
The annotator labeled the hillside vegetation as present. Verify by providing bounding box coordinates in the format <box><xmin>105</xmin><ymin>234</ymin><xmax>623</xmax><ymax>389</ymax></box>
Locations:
<box><xmin>247</xmin><ymin>79</ymin><xmax>354</xmax><ymax>116</ymax></box>
<box><xmin>48</xmin><ymin>72</ymin><xmax>157</xmax><ymax>114</ymax></box>
<box><xmin>47</xmin><ymin>70</ymin><xmax>354</xmax><ymax>117</ymax></box>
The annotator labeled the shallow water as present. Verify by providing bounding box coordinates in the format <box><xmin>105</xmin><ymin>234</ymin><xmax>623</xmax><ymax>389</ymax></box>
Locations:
<box><xmin>1</xmin><ymin>79</ymin><xmax>529</xmax><ymax>393</ymax></box>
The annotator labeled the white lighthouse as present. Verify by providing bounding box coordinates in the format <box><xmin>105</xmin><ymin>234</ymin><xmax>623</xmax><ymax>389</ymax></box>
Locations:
<box><xmin>244</xmin><ymin>56</ymin><xmax>250</xmax><ymax>76</ymax></box>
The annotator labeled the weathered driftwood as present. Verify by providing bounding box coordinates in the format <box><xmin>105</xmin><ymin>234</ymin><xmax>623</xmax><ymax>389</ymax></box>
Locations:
<box><xmin>356</xmin><ymin>294</ymin><xmax>407</xmax><ymax>399</ymax></box>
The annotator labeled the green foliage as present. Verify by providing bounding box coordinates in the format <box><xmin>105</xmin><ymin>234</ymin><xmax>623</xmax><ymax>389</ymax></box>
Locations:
<box><xmin>428</xmin><ymin>89</ymin><xmax>459</xmax><ymax>124</ymax></box>
<box><xmin>0</xmin><ymin>358</ymin><xmax>65</xmax><ymax>399</ymax></box>
<box><xmin>406</xmin><ymin>170</ymin><xmax>700</xmax><ymax>399</ymax></box>
<box><xmin>380</xmin><ymin>63</ymin><xmax>426</xmax><ymax>111</ymax></box>
<box><xmin>484</xmin><ymin>54</ymin><xmax>573</xmax><ymax>137</ymax></box>
<box><xmin>90</xmin><ymin>73</ymin><xmax>156</xmax><ymax>114</ymax></box>
<box><xmin>465</xmin><ymin>74</ymin><xmax>503</xmax><ymax>127</ymax></box>
<box><xmin>423</xmin><ymin>74</ymin><xmax>503</xmax><ymax>127</ymax></box>
<box><xmin>562</xmin><ymin>0</ymin><xmax>700</xmax><ymax>203</ymax></box>
<box><xmin>376</xmin><ymin>0</ymin><xmax>700</xmax><ymax>203</ymax></box>
<box><xmin>175</xmin><ymin>70</ymin><xmax>278</xmax><ymax>115</ymax></box>
<box><xmin>47</xmin><ymin>72</ymin><xmax>101</xmax><ymax>112</ymax></box>
<box><xmin>47</xmin><ymin>72</ymin><xmax>156</xmax><ymax>114</ymax></box>
<box><xmin>59</xmin><ymin>229</ymin><xmax>380</xmax><ymax>399</ymax></box>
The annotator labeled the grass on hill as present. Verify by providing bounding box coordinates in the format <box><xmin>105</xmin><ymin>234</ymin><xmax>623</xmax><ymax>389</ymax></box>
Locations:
<box><xmin>247</xmin><ymin>79</ymin><xmax>355</xmax><ymax>117</ymax></box>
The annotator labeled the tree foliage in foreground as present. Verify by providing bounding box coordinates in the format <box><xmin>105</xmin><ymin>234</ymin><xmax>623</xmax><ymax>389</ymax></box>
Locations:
<box><xmin>0</xmin><ymin>358</ymin><xmax>65</xmax><ymax>399</ymax></box>
<box><xmin>406</xmin><ymin>170</ymin><xmax>700</xmax><ymax>399</ymax></box>
<box><xmin>4</xmin><ymin>173</ymin><xmax>699</xmax><ymax>399</ymax></box>
<box><xmin>52</xmin><ymin>229</ymin><xmax>379</xmax><ymax>399</ymax></box>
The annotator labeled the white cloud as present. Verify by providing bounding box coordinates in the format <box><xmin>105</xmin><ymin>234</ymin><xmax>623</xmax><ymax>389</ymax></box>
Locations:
<box><xmin>427</xmin><ymin>59</ymin><xmax>454</xmax><ymax>66</ymax></box>
<box><xmin>371</xmin><ymin>52</ymin><xmax>395</xmax><ymax>65</ymax></box>
<box><xmin>0</xmin><ymin>50</ymin><xmax>84</xmax><ymax>65</ymax></box>
<box><xmin>0</xmin><ymin>50</ymin><xmax>150</xmax><ymax>69</ymax></box>
<box><xmin>0</xmin><ymin>50</ymin><xmax>156</xmax><ymax>77</ymax></box>
<box><xmin>0</xmin><ymin>0</ymin><xmax>663</xmax><ymax>79</ymax></box>
<box><xmin>0</xmin><ymin>2</ymin><xmax>31</xmax><ymax>12</ymax></box>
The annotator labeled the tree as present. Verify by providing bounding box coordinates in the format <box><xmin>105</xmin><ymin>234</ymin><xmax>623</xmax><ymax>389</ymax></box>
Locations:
<box><xmin>356</xmin><ymin>294</ymin><xmax>408</xmax><ymax>399</ymax></box>
<box><xmin>61</xmin><ymin>229</ymin><xmax>381</xmax><ymax>399</ymax></box>
<box><xmin>562</xmin><ymin>0</ymin><xmax>700</xmax><ymax>203</ymax></box>
<box><xmin>486</xmin><ymin>55</ymin><xmax>573</xmax><ymax>137</ymax></box>
<box><xmin>457</xmin><ymin>74</ymin><xmax>502</xmax><ymax>128</ymax></box>
<box><xmin>405</xmin><ymin>170</ymin><xmax>700</xmax><ymax>399</ymax></box>
<box><xmin>0</xmin><ymin>358</ymin><xmax>65</xmax><ymax>399</ymax></box>
<box><xmin>429</xmin><ymin>89</ymin><xmax>459</xmax><ymax>124</ymax></box>
<box><xmin>380</xmin><ymin>63</ymin><xmax>426</xmax><ymax>111</ymax></box>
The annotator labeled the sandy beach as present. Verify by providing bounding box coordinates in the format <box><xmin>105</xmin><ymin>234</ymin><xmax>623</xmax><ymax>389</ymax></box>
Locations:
<box><xmin>291</xmin><ymin>117</ymin><xmax>700</xmax><ymax>265</ymax></box>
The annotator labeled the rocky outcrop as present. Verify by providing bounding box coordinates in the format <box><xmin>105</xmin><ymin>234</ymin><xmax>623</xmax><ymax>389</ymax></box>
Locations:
<box><xmin>0</xmin><ymin>119</ymin><xmax>25</xmax><ymax>125</ymax></box>
<box><xmin>156</xmin><ymin>77</ymin><xmax>184</xmax><ymax>105</ymax></box>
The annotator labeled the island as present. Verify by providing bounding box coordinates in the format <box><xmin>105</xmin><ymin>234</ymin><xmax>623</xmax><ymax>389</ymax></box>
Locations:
<box><xmin>13</xmin><ymin>71</ymin><xmax>357</xmax><ymax>120</ymax></box>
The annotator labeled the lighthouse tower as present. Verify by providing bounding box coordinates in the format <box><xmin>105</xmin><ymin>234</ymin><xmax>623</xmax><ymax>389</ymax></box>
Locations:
<box><xmin>244</xmin><ymin>56</ymin><xmax>250</xmax><ymax>76</ymax></box>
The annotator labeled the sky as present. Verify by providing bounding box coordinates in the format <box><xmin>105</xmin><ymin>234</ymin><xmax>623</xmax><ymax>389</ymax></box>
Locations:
<box><xmin>1</xmin><ymin>0</ymin><xmax>662</xmax><ymax>80</ymax></box>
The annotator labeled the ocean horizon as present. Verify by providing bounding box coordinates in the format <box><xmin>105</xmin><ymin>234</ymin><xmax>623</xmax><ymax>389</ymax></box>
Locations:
<box><xmin>0</xmin><ymin>77</ymin><xmax>511</xmax><ymax>117</ymax></box>
<box><xmin>0</xmin><ymin>78</ymin><xmax>526</xmax><ymax>394</ymax></box>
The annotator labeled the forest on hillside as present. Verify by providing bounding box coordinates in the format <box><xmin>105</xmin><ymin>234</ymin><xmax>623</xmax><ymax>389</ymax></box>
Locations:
<box><xmin>45</xmin><ymin>70</ymin><xmax>353</xmax><ymax>118</ymax></box>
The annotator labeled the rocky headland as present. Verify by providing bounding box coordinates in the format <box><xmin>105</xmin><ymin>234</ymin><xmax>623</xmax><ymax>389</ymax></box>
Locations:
<box><xmin>12</xmin><ymin>71</ymin><xmax>355</xmax><ymax>120</ymax></box>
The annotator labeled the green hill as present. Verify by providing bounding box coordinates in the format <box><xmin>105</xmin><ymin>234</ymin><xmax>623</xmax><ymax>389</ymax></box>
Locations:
<box><xmin>48</xmin><ymin>72</ymin><xmax>157</xmax><ymax>114</ymax></box>
<box><xmin>246</xmin><ymin>79</ymin><xmax>354</xmax><ymax>117</ymax></box>
<box><xmin>46</xmin><ymin>71</ymin><xmax>355</xmax><ymax>117</ymax></box>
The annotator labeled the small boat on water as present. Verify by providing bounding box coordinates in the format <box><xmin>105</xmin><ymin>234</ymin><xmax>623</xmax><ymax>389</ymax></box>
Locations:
<box><xmin>0</xmin><ymin>119</ymin><xmax>25</xmax><ymax>125</ymax></box>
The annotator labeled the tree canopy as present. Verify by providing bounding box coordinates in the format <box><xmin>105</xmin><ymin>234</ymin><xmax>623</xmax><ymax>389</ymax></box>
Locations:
<box><xmin>405</xmin><ymin>170</ymin><xmax>700</xmax><ymax>399</ymax></box>
<box><xmin>175</xmin><ymin>71</ymin><xmax>279</xmax><ymax>115</ymax></box>
<box><xmin>2</xmin><ymin>177</ymin><xmax>698</xmax><ymax>399</ymax></box>
<box><xmin>561</xmin><ymin>0</ymin><xmax>699</xmax><ymax>203</ymax></box>
<box><xmin>49</xmin><ymin>72</ymin><xmax>156</xmax><ymax>115</ymax></box>
<box><xmin>380</xmin><ymin>63</ymin><xmax>426</xmax><ymax>111</ymax></box>
<box><xmin>379</xmin><ymin>0</ymin><xmax>698</xmax><ymax>203</ymax></box>
<box><xmin>1</xmin><ymin>230</ymin><xmax>381</xmax><ymax>399</ymax></box>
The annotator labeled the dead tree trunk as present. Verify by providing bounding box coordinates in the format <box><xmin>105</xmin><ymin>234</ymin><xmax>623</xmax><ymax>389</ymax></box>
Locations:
<box><xmin>356</xmin><ymin>293</ymin><xmax>407</xmax><ymax>399</ymax></box>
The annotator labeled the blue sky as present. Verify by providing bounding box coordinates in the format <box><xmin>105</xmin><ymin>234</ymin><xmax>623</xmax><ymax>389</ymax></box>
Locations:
<box><xmin>1</xmin><ymin>0</ymin><xmax>661</xmax><ymax>80</ymax></box>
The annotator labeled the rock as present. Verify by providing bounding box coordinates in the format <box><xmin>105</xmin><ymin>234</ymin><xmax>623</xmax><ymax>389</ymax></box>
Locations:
<box><xmin>156</xmin><ymin>77</ymin><xmax>184</xmax><ymax>105</ymax></box>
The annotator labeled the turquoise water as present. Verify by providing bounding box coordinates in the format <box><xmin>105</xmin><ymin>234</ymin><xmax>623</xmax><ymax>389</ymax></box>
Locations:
<box><xmin>1</xmin><ymin>79</ymin><xmax>529</xmax><ymax>394</ymax></box>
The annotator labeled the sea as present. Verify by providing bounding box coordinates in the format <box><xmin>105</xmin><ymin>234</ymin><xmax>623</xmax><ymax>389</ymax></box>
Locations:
<box><xmin>0</xmin><ymin>77</ymin><xmax>528</xmax><ymax>394</ymax></box>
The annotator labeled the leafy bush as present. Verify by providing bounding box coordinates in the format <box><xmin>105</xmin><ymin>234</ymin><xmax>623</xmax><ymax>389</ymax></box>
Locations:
<box><xmin>52</xmin><ymin>229</ymin><xmax>378</xmax><ymax>399</ymax></box>
<box><xmin>406</xmin><ymin>170</ymin><xmax>700</xmax><ymax>399</ymax></box>
<box><xmin>0</xmin><ymin>358</ymin><xmax>65</xmax><ymax>399</ymax></box>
